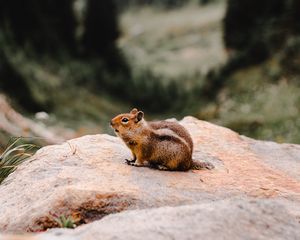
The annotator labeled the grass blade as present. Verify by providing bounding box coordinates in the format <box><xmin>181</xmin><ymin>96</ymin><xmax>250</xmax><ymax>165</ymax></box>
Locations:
<box><xmin>0</xmin><ymin>138</ymin><xmax>39</xmax><ymax>184</ymax></box>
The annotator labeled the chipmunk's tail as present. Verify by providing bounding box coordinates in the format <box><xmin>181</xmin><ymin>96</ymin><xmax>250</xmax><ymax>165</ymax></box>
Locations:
<box><xmin>191</xmin><ymin>160</ymin><xmax>214</xmax><ymax>170</ymax></box>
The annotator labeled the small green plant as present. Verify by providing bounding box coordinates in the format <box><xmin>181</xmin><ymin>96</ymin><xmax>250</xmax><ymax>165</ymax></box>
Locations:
<box><xmin>0</xmin><ymin>138</ymin><xmax>38</xmax><ymax>184</ymax></box>
<box><xmin>54</xmin><ymin>215</ymin><xmax>76</xmax><ymax>228</ymax></box>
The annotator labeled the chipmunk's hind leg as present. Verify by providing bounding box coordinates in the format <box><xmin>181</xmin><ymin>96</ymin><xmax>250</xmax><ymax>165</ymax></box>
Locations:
<box><xmin>156</xmin><ymin>165</ymin><xmax>169</xmax><ymax>171</ymax></box>
<box><xmin>145</xmin><ymin>163</ymin><xmax>169</xmax><ymax>171</ymax></box>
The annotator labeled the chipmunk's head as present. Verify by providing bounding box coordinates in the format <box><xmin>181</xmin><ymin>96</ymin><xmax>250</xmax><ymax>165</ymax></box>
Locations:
<box><xmin>110</xmin><ymin>108</ymin><xmax>145</xmax><ymax>138</ymax></box>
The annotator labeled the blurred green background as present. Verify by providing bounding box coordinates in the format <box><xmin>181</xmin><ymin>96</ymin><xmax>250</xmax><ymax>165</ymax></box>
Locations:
<box><xmin>0</xmin><ymin>0</ymin><xmax>299</xmax><ymax>149</ymax></box>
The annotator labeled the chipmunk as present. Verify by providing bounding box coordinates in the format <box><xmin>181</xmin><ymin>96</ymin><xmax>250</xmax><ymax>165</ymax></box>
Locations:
<box><xmin>110</xmin><ymin>108</ymin><xmax>214</xmax><ymax>171</ymax></box>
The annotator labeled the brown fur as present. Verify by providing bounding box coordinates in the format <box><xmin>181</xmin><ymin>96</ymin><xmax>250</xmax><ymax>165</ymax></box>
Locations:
<box><xmin>110</xmin><ymin>108</ymin><xmax>212</xmax><ymax>171</ymax></box>
<box><xmin>149</xmin><ymin>121</ymin><xmax>193</xmax><ymax>152</ymax></box>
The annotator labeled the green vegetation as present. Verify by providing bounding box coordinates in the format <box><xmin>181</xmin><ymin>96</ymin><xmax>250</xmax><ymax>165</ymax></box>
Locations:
<box><xmin>0</xmin><ymin>138</ymin><xmax>38</xmax><ymax>184</ymax></box>
<box><xmin>198</xmin><ymin>59</ymin><xmax>300</xmax><ymax>143</ymax></box>
<box><xmin>54</xmin><ymin>215</ymin><xmax>76</xmax><ymax>229</ymax></box>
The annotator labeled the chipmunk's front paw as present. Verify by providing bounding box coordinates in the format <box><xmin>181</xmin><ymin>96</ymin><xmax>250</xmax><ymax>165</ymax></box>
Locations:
<box><xmin>125</xmin><ymin>159</ymin><xmax>136</xmax><ymax>165</ymax></box>
<box><xmin>132</xmin><ymin>163</ymin><xmax>144</xmax><ymax>167</ymax></box>
<box><xmin>125</xmin><ymin>159</ymin><xmax>144</xmax><ymax>167</ymax></box>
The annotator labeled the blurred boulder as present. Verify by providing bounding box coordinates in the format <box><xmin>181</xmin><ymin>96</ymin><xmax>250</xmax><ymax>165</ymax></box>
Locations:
<box><xmin>0</xmin><ymin>94</ymin><xmax>72</xmax><ymax>146</ymax></box>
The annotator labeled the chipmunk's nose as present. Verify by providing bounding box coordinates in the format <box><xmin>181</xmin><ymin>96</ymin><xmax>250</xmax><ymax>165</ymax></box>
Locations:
<box><xmin>110</xmin><ymin>120</ymin><xmax>114</xmax><ymax>126</ymax></box>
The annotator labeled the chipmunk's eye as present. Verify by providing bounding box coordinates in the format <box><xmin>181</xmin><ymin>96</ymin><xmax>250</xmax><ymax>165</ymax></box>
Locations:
<box><xmin>121</xmin><ymin>117</ymin><xmax>129</xmax><ymax>123</ymax></box>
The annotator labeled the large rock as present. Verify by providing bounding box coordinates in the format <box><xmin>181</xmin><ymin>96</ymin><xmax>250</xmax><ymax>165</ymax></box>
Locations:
<box><xmin>2</xmin><ymin>198</ymin><xmax>300</xmax><ymax>240</ymax></box>
<box><xmin>36</xmin><ymin>198</ymin><xmax>300</xmax><ymax>240</ymax></box>
<box><xmin>0</xmin><ymin>117</ymin><xmax>299</xmax><ymax>236</ymax></box>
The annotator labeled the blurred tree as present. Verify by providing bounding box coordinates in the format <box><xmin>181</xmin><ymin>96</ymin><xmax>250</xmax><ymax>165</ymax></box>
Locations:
<box><xmin>81</xmin><ymin>0</ymin><xmax>124</xmax><ymax>66</ymax></box>
<box><xmin>0</xmin><ymin>50</ymin><xmax>43</xmax><ymax>111</ymax></box>
<box><xmin>0</xmin><ymin>0</ymin><xmax>76</xmax><ymax>55</ymax></box>
<box><xmin>114</xmin><ymin>0</ymin><xmax>188</xmax><ymax>10</ymax></box>
<box><xmin>223</xmin><ymin>0</ymin><xmax>300</xmax><ymax>64</ymax></box>
<box><xmin>82</xmin><ymin>0</ymin><xmax>119</xmax><ymax>57</ymax></box>
<box><xmin>286</xmin><ymin>0</ymin><xmax>300</xmax><ymax>35</ymax></box>
<box><xmin>0</xmin><ymin>0</ymin><xmax>131</xmax><ymax>112</ymax></box>
<box><xmin>199</xmin><ymin>0</ymin><xmax>216</xmax><ymax>5</ymax></box>
<box><xmin>81</xmin><ymin>0</ymin><xmax>130</xmax><ymax>95</ymax></box>
<box><xmin>203</xmin><ymin>0</ymin><xmax>300</xmax><ymax>99</ymax></box>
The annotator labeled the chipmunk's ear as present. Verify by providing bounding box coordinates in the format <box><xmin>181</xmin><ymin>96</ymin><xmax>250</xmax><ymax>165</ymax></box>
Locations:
<box><xmin>136</xmin><ymin>111</ymin><xmax>144</xmax><ymax>122</ymax></box>
<box><xmin>130</xmin><ymin>108</ymin><xmax>138</xmax><ymax>114</ymax></box>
